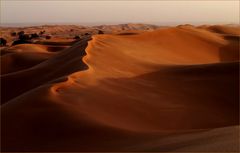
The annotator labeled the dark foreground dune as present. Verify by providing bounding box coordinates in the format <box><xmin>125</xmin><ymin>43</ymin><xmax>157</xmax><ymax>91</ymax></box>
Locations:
<box><xmin>0</xmin><ymin>24</ymin><xmax>239</xmax><ymax>151</ymax></box>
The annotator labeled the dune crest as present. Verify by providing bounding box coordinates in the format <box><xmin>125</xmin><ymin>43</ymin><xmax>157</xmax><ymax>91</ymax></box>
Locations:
<box><xmin>1</xmin><ymin>25</ymin><xmax>239</xmax><ymax>151</ymax></box>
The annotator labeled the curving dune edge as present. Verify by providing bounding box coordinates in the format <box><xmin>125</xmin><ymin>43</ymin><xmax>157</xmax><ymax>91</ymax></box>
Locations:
<box><xmin>1</xmin><ymin>24</ymin><xmax>239</xmax><ymax>152</ymax></box>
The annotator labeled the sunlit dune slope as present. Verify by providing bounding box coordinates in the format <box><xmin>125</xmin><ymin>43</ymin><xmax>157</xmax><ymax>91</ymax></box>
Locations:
<box><xmin>82</xmin><ymin>27</ymin><xmax>237</xmax><ymax>79</ymax></box>
<box><xmin>1</xmin><ymin>26</ymin><xmax>239</xmax><ymax>151</ymax></box>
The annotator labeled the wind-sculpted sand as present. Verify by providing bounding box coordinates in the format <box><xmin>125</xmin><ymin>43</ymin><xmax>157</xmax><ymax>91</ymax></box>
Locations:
<box><xmin>1</xmin><ymin>24</ymin><xmax>239</xmax><ymax>151</ymax></box>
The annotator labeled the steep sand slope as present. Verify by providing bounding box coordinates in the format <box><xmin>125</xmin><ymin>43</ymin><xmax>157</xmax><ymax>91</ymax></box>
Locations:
<box><xmin>1</xmin><ymin>26</ymin><xmax>239</xmax><ymax>151</ymax></box>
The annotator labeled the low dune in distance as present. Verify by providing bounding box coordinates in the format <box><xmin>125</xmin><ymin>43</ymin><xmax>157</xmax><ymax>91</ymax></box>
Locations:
<box><xmin>0</xmin><ymin>24</ymin><xmax>239</xmax><ymax>151</ymax></box>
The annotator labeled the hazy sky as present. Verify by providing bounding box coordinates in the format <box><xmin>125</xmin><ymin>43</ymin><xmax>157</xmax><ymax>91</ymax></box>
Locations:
<box><xmin>1</xmin><ymin>0</ymin><xmax>239</xmax><ymax>25</ymax></box>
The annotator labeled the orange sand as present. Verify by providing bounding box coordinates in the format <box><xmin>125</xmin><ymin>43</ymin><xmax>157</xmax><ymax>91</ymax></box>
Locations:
<box><xmin>1</xmin><ymin>24</ymin><xmax>239</xmax><ymax>151</ymax></box>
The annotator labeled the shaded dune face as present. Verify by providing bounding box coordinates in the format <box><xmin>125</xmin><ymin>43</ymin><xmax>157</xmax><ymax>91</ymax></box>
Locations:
<box><xmin>1</xmin><ymin>26</ymin><xmax>239</xmax><ymax>151</ymax></box>
<box><xmin>0</xmin><ymin>44</ymin><xmax>70</xmax><ymax>74</ymax></box>
<box><xmin>1</xmin><ymin>38</ymin><xmax>90</xmax><ymax>104</ymax></box>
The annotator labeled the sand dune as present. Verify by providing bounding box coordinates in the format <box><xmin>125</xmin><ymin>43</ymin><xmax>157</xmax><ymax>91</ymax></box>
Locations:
<box><xmin>199</xmin><ymin>25</ymin><xmax>240</xmax><ymax>36</ymax></box>
<box><xmin>1</xmin><ymin>25</ymin><xmax>239</xmax><ymax>151</ymax></box>
<box><xmin>0</xmin><ymin>44</ymin><xmax>67</xmax><ymax>74</ymax></box>
<box><xmin>1</xmin><ymin>37</ymin><xmax>90</xmax><ymax>104</ymax></box>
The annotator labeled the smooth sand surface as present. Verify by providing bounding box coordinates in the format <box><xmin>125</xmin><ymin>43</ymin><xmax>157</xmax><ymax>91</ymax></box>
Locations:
<box><xmin>1</xmin><ymin>24</ymin><xmax>239</xmax><ymax>151</ymax></box>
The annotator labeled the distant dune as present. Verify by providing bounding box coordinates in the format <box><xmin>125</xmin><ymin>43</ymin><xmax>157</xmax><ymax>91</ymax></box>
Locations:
<box><xmin>1</xmin><ymin>24</ymin><xmax>239</xmax><ymax>151</ymax></box>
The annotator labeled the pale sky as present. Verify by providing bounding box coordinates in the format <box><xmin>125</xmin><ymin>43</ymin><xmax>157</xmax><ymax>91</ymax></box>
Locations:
<box><xmin>0</xmin><ymin>0</ymin><xmax>239</xmax><ymax>26</ymax></box>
